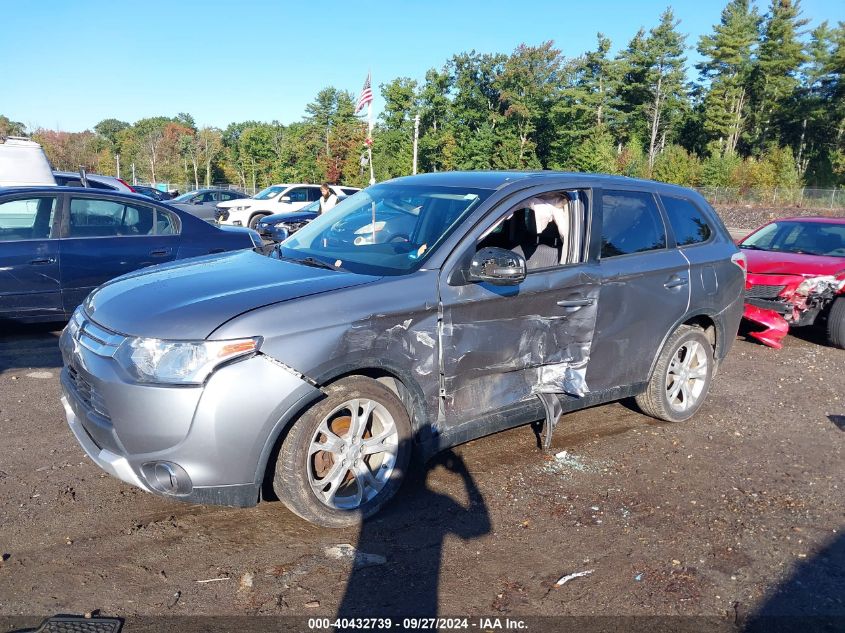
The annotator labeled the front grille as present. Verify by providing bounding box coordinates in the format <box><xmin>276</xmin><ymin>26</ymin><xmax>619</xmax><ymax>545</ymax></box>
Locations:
<box><xmin>67</xmin><ymin>365</ymin><xmax>110</xmax><ymax>420</ymax></box>
<box><xmin>746</xmin><ymin>284</ymin><xmax>786</xmax><ymax>299</ymax></box>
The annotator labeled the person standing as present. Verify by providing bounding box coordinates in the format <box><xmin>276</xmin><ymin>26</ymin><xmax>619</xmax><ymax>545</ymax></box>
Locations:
<box><xmin>319</xmin><ymin>183</ymin><xmax>338</xmax><ymax>213</ymax></box>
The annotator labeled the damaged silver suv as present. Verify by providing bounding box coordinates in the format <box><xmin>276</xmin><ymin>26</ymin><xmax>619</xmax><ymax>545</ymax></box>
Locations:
<box><xmin>60</xmin><ymin>172</ymin><xmax>745</xmax><ymax>527</ymax></box>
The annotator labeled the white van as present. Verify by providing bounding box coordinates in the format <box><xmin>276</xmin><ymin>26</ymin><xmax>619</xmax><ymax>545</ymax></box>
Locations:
<box><xmin>0</xmin><ymin>138</ymin><xmax>57</xmax><ymax>187</ymax></box>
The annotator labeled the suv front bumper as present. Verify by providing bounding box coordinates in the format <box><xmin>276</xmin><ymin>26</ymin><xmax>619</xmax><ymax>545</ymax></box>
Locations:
<box><xmin>59</xmin><ymin>321</ymin><xmax>321</xmax><ymax>507</ymax></box>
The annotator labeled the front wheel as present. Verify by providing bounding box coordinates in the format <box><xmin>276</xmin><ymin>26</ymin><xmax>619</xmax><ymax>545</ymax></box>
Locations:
<box><xmin>273</xmin><ymin>376</ymin><xmax>412</xmax><ymax>527</ymax></box>
<box><xmin>248</xmin><ymin>213</ymin><xmax>268</xmax><ymax>230</ymax></box>
<box><xmin>827</xmin><ymin>296</ymin><xmax>845</xmax><ymax>349</ymax></box>
<box><xmin>635</xmin><ymin>325</ymin><xmax>714</xmax><ymax>423</ymax></box>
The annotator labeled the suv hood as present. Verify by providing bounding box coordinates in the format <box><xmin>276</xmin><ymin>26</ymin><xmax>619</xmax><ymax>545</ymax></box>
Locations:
<box><xmin>85</xmin><ymin>250</ymin><xmax>380</xmax><ymax>339</ymax></box>
<box><xmin>742</xmin><ymin>248</ymin><xmax>845</xmax><ymax>277</ymax></box>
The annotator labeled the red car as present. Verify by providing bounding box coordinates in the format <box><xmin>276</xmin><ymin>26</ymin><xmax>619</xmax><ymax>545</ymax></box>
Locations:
<box><xmin>739</xmin><ymin>217</ymin><xmax>845</xmax><ymax>349</ymax></box>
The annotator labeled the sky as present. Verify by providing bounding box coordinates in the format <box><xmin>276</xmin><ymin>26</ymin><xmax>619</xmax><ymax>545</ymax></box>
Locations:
<box><xmin>2</xmin><ymin>0</ymin><xmax>842</xmax><ymax>133</ymax></box>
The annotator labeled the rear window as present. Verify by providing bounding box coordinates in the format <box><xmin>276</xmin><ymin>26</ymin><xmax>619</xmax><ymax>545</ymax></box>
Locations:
<box><xmin>600</xmin><ymin>191</ymin><xmax>667</xmax><ymax>258</ymax></box>
<box><xmin>661</xmin><ymin>195</ymin><xmax>712</xmax><ymax>246</ymax></box>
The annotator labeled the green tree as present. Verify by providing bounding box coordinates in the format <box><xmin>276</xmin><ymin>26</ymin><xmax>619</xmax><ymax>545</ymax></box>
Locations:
<box><xmin>495</xmin><ymin>41</ymin><xmax>562</xmax><ymax>167</ymax></box>
<box><xmin>0</xmin><ymin>115</ymin><xmax>26</xmax><ymax>137</ymax></box>
<box><xmin>697</xmin><ymin>0</ymin><xmax>761</xmax><ymax>154</ymax></box>
<box><xmin>642</xmin><ymin>9</ymin><xmax>689</xmax><ymax>170</ymax></box>
<box><xmin>748</xmin><ymin>0</ymin><xmax>808</xmax><ymax>153</ymax></box>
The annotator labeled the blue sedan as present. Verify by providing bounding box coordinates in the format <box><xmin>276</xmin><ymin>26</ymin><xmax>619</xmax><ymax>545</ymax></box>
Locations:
<box><xmin>0</xmin><ymin>187</ymin><xmax>260</xmax><ymax>322</ymax></box>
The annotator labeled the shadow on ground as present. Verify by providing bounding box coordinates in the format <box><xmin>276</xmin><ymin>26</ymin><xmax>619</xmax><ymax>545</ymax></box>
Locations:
<box><xmin>744</xmin><ymin>533</ymin><xmax>845</xmax><ymax>633</ymax></box>
<box><xmin>0</xmin><ymin>320</ymin><xmax>64</xmax><ymax>373</ymax></box>
<box><xmin>336</xmin><ymin>449</ymin><xmax>490</xmax><ymax>619</ymax></box>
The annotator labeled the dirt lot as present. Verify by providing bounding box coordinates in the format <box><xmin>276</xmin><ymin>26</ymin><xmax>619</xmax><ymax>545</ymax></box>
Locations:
<box><xmin>0</xmin><ymin>321</ymin><xmax>843</xmax><ymax>630</ymax></box>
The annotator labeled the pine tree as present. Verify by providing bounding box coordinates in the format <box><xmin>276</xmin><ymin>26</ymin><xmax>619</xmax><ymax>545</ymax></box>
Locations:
<box><xmin>697</xmin><ymin>0</ymin><xmax>761</xmax><ymax>154</ymax></box>
<box><xmin>748</xmin><ymin>0</ymin><xmax>808</xmax><ymax>154</ymax></box>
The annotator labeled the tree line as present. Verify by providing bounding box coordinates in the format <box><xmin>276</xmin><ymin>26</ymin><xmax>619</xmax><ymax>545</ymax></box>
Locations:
<box><xmin>2</xmin><ymin>0</ymin><xmax>843</xmax><ymax>191</ymax></box>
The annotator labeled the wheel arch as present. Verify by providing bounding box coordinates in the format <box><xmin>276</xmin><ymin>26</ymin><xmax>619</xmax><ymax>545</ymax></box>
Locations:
<box><xmin>645</xmin><ymin>310</ymin><xmax>721</xmax><ymax>383</ymax></box>
<box><xmin>254</xmin><ymin>361</ymin><xmax>430</xmax><ymax>501</ymax></box>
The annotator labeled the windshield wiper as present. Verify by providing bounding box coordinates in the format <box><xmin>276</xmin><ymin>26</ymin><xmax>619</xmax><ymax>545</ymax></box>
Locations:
<box><xmin>290</xmin><ymin>256</ymin><xmax>342</xmax><ymax>271</ymax></box>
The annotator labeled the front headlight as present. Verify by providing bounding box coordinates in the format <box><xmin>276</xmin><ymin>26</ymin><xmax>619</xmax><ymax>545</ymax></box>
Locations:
<box><xmin>65</xmin><ymin>307</ymin><xmax>84</xmax><ymax>339</ymax></box>
<box><xmin>115</xmin><ymin>336</ymin><xmax>262</xmax><ymax>385</ymax></box>
<box><xmin>795</xmin><ymin>275</ymin><xmax>843</xmax><ymax>296</ymax></box>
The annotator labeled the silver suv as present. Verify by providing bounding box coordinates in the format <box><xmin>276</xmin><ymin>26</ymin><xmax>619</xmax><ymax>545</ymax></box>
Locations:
<box><xmin>60</xmin><ymin>172</ymin><xmax>745</xmax><ymax>527</ymax></box>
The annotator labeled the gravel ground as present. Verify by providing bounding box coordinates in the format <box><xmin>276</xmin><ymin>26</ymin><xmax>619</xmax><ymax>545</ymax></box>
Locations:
<box><xmin>712</xmin><ymin>204</ymin><xmax>845</xmax><ymax>232</ymax></box>
<box><xmin>0</xmin><ymin>320</ymin><xmax>842</xmax><ymax>631</ymax></box>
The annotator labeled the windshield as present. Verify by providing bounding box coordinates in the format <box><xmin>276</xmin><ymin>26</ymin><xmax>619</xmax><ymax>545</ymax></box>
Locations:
<box><xmin>280</xmin><ymin>183</ymin><xmax>492</xmax><ymax>275</ymax></box>
<box><xmin>254</xmin><ymin>186</ymin><xmax>285</xmax><ymax>200</ymax></box>
<box><xmin>741</xmin><ymin>221</ymin><xmax>845</xmax><ymax>258</ymax></box>
<box><xmin>172</xmin><ymin>191</ymin><xmax>196</xmax><ymax>203</ymax></box>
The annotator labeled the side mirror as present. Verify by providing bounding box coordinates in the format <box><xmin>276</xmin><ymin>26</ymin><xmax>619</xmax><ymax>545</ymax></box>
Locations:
<box><xmin>274</xmin><ymin>227</ymin><xmax>289</xmax><ymax>242</ymax></box>
<box><xmin>280</xmin><ymin>196</ymin><xmax>291</xmax><ymax>203</ymax></box>
<box><xmin>467</xmin><ymin>247</ymin><xmax>526</xmax><ymax>286</ymax></box>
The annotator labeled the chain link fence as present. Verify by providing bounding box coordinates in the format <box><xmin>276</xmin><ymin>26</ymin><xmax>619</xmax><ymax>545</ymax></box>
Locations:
<box><xmin>134</xmin><ymin>182</ymin><xmax>260</xmax><ymax>197</ymax></box>
<box><xmin>696</xmin><ymin>186</ymin><xmax>845</xmax><ymax>209</ymax></box>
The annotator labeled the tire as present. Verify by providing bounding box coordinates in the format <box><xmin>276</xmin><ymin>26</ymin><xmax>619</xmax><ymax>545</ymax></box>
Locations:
<box><xmin>248</xmin><ymin>213</ymin><xmax>268</xmax><ymax>231</ymax></box>
<box><xmin>273</xmin><ymin>376</ymin><xmax>412</xmax><ymax>527</ymax></box>
<box><xmin>827</xmin><ymin>296</ymin><xmax>845</xmax><ymax>349</ymax></box>
<box><xmin>635</xmin><ymin>325</ymin><xmax>714</xmax><ymax>423</ymax></box>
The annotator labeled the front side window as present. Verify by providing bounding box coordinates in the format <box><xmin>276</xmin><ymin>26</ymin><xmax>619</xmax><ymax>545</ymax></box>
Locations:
<box><xmin>476</xmin><ymin>191</ymin><xmax>587</xmax><ymax>270</ymax></box>
<box><xmin>0</xmin><ymin>196</ymin><xmax>56</xmax><ymax>241</ymax></box>
<box><xmin>661</xmin><ymin>195</ymin><xmax>712</xmax><ymax>246</ymax></box>
<box><xmin>286</xmin><ymin>188</ymin><xmax>310</xmax><ymax>203</ymax></box>
<box><xmin>282</xmin><ymin>184</ymin><xmax>492</xmax><ymax>275</ymax></box>
<box><xmin>600</xmin><ymin>191</ymin><xmax>667</xmax><ymax>258</ymax></box>
<box><xmin>68</xmin><ymin>198</ymin><xmax>173</xmax><ymax>237</ymax></box>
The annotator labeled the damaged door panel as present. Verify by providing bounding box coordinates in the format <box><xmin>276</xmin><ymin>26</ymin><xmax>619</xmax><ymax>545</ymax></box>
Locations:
<box><xmin>438</xmin><ymin>187</ymin><xmax>599</xmax><ymax>428</ymax></box>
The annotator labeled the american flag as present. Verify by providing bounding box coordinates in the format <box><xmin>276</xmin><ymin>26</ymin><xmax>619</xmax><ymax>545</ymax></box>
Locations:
<box><xmin>355</xmin><ymin>73</ymin><xmax>373</xmax><ymax>114</ymax></box>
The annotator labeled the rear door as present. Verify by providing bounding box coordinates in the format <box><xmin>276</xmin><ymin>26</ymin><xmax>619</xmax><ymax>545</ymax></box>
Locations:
<box><xmin>587</xmin><ymin>188</ymin><xmax>690</xmax><ymax>391</ymax></box>
<box><xmin>0</xmin><ymin>193</ymin><xmax>62</xmax><ymax>318</ymax></box>
<box><xmin>439</xmin><ymin>186</ymin><xmax>599</xmax><ymax>425</ymax></box>
<box><xmin>59</xmin><ymin>195</ymin><xmax>182</xmax><ymax>311</ymax></box>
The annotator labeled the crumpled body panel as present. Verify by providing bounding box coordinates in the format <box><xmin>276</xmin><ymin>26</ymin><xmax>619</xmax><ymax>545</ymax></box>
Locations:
<box><xmin>743</xmin><ymin>303</ymin><xmax>789</xmax><ymax>349</ymax></box>
<box><xmin>439</xmin><ymin>266</ymin><xmax>600</xmax><ymax>422</ymax></box>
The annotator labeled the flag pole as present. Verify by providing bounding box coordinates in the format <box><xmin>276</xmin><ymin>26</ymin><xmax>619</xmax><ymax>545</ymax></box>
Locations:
<box><xmin>367</xmin><ymin>98</ymin><xmax>375</xmax><ymax>185</ymax></box>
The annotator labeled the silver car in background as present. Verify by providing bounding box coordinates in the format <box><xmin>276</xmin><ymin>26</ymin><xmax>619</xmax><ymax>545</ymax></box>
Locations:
<box><xmin>60</xmin><ymin>171</ymin><xmax>745</xmax><ymax>527</ymax></box>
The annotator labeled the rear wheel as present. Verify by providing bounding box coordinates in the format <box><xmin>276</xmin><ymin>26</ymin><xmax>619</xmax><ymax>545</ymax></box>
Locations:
<box><xmin>273</xmin><ymin>376</ymin><xmax>412</xmax><ymax>527</ymax></box>
<box><xmin>635</xmin><ymin>325</ymin><xmax>714</xmax><ymax>423</ymax></box>
<box><xmin>827</xmin><ymin>296</ymin><xmax>845</xmax><ymax>349</ymax></box>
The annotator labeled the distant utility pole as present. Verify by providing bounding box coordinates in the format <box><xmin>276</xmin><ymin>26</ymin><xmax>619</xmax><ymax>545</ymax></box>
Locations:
<box><xmin>412</xmin><ymin>114</ymin><xmax>420</xmax><ymax>175</ymax></box>
<box><xmin>115</xmin><ymin>154</ymin><xmax>120</xmax><ymax>179</ymax></box>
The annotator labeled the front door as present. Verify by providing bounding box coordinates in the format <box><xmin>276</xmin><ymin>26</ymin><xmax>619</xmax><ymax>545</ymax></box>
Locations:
<box><xmin>0</xmin><ymin>194</ymin><xmax>62</xmax><ymax>319</ymax></box>
<box><xmin>438</xmin><ymin>188</ymin><xmax>600</xmax><ymax>425</ymax></box>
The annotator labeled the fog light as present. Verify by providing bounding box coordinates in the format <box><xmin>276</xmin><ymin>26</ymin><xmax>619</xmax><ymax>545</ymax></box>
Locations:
<box><xmin>141</xmin><ymin>461</ymin><xmax>192</xmax><ymax>495</ymax></box>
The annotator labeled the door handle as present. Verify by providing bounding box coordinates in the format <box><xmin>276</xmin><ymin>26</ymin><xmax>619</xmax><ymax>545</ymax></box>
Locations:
<box><xmin>149</xmin><ymin>248</ymin><xmax>172</xmax><ymax>257</ymax></box>
<box><xmin>556</xmin><ymin>298</ymin><xmax>595</xmax><ymax>308</ymax></box>
<box><xmin>664</xmin><ymin>276</ymin><xmax>689</xmax><ymax>289</ymax></box>
<box><xmin>29</xmin><ymin>258</ymin><xmax>56</xmax><ymax>265</ymax></box>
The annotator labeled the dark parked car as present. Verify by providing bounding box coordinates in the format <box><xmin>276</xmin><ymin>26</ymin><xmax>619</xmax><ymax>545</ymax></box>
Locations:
<box><xmin>0</xmin><ymin>187</ymin><xmax>260</xmax><ymax>321</ymax></box>
<box><xmin>170</xmin><ymin>188</ymin><xmax>248</xmax><ymax>221</ymax></box>
<box><xmin>256</xmin><ymin>196</ymin><xmax>348</xmax><ymax>241</ymax></box>
<box><xmin>60</xmin><ymin>172</ymin><xmax>745</xmax><ymax>527</ymax></box>
<box><xmin>131</xmin><ymin>185</ymin><xmax>172</xmax><ymax>202</ymax></box>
